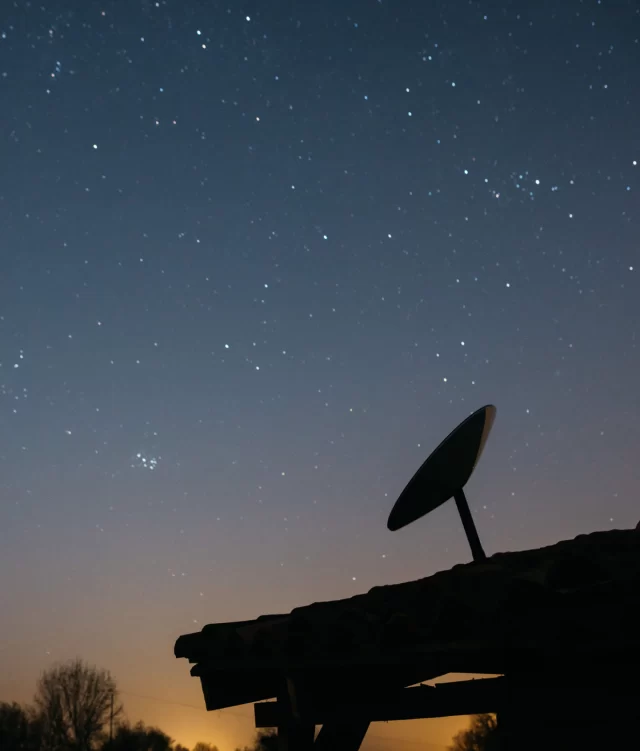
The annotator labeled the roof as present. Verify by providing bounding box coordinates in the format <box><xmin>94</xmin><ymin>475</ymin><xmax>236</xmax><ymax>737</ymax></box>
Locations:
<box><xmin>175</xmin><ymin>526</ymin><xmax>640</xmax><ymax>710</ymax></box>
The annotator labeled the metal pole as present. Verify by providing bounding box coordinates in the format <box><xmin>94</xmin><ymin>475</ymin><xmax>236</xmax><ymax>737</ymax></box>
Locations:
<box><xmin>109</xmin><ymin>690</ymin><xmax>114</xmax><ymax>747</ymax></box>
<box><xmin>453</xmin><ymin>489</ymin><xmax>486</xmax><ymax>561</ymax></box>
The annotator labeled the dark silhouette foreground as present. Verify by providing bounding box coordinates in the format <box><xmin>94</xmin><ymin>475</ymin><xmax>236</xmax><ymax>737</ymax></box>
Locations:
<box><xmin>176</xmin><ymin>525</ymin><xmax>640</xmax><ymax>751</ymax></box>
<box><xmin>0</xmin><ymin>659</ymin><xmax>276</xmax><ymax>751</ymax></box>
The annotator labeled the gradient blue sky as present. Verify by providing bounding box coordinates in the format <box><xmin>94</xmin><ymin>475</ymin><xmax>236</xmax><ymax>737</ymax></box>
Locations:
<box><xmin>1</xmin><ymin>1</ymin><xmax>638</xmax><ymax>748</ymax></box>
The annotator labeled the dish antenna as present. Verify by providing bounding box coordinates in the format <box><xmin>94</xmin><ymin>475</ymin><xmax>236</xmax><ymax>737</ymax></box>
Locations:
<box><xmin>387</xmin><ymin>404</ymin><xmax>496</xmax><ymax>561</ymax></box>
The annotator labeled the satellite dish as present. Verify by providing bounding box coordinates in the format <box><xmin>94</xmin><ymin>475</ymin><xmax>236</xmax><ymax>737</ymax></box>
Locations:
<box><xmin>387</xmin><ymin>404</ymin><xmax>496</xmax><ymax>561</ymax></box>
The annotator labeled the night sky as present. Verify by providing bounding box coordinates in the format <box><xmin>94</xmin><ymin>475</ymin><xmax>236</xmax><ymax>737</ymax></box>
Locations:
<box><xmin>1</xmin><ymin>1</ymin><xmax>639</xmax><ymax>749</ymax></box>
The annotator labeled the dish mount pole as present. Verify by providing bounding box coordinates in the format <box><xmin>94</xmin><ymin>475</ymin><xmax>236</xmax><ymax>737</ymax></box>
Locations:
<box><xmin>453</xmin><ymin>488</ymin><xmax>486</xmax><ymax>562</ymax></box>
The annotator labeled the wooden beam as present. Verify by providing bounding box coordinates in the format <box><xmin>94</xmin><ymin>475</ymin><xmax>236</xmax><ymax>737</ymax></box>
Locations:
<box><xmin>314</xmin><ymin>718</ymin><xmax>370</xmax><ymax>751</ymax></box>
<box><xmin>258</xmin><ymin>676</ymin><xmax>640</xmax><ymax>731</ymax></box>
<box><xmin>276</xmin><ymin>722</ymin><xmax>314</xmax><ymax>751</ymax></box>
<box><xmin>276</xmin><ymin>678</ymin><xmax>315</xmax><ymax>751</ymax></box>
<box><xmin>255</xmin><ymin>677</ymin><xmax>505</xmax><ymax>727</ymax></box>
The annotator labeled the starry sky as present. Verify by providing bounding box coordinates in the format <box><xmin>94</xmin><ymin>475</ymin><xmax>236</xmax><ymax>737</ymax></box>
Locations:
<box><xmin>1</xmin><ymin>1</ymin><xmax>638</xmax><ymax>749</ymax></box>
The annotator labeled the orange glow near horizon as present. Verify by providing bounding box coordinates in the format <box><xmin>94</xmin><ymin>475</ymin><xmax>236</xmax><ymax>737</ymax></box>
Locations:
<box><xmin>117</xmin><ymin>673</ymin><xmax>487</xmax><ymax>750</ymax></box>
<box><xmin>3</xmin><ymin>1</ymin><xmax>639</xmax><ymax>750</ymax></box>
<box><xmin>1</xmin><ymin>659</ymin><xmax>478</xmax><ymax>751</ymax></box>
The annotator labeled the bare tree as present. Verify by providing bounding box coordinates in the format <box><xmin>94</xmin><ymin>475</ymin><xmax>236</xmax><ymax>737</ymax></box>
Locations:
<box><xmin>34</xmin><ymin>658</ymin><xmax>122</xmax><ymax>751</ymax></box>
<box><xmin>234</xmin><ymin>729</ymin><xmax>277</xmax><ymax>751</ymax></box>
<box><xmin>192</xmin><ymin>743</ymin><xmax>219</xmax><ymax>751</ymax></box>
<box><xmin>100</xmin><ymin>720</ymin><xmax>174</xmax><ymax>751</ymax></box>
<box><xmin>0</xmin><ymin>701</ymin><xmax>43</xmax><ymax>751</ymax></box>
<box><xmin>449</xmin><ymin>714</ymin><xmax>500</xmax><ymax>751</ymax></box>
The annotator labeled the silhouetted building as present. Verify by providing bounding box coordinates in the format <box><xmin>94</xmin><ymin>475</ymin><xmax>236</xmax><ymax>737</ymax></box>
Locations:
<box><xmin>175</xmin><ymin>526</ymin><xmax>640</xmax><ymax>750</ymax></box>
